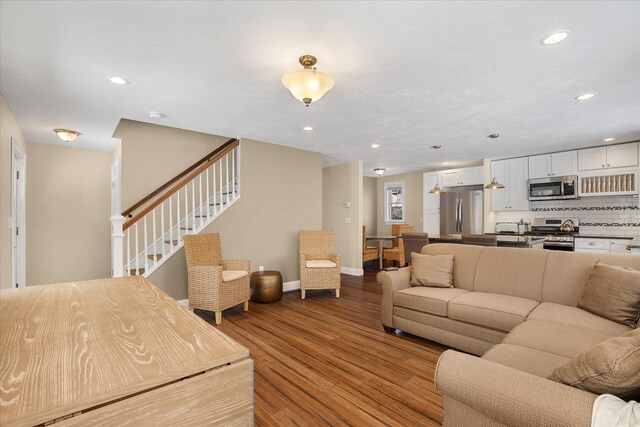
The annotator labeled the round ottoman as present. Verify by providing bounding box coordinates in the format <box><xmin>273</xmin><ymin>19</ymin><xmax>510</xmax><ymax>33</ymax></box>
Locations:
<box><xmin>250</xmin><ymin>271</ymin><xmax>283</xmax><ymax>303</ymax></box>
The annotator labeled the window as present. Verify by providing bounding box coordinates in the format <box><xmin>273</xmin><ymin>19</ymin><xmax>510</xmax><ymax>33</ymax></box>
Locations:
<box><xmin>384</xmin><ymin>181</ymin><xmax>405</xmax><ymax>224</ymax></box>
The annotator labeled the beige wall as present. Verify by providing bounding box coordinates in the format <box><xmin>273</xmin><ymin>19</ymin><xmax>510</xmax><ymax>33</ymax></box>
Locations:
<box><xmin>376</xmin><ymin>171</ymin><xmax>423</xmax><ymax>237</ymax></box>
<box><xmin>0</xmin><ymin>94</ymin><xmax>28</xmax><ymax>289</ymax></box>
<box><xmin>148</xmin><ymin>138</ymin><xmax>323</xmax><ymax>300</ymax></box>
<box><xmin>26</xmin><ymin>144</ymin><xmax>112</xmax><ymax>285</ymax></box>
<box><xmin>322</xmin><ymin>162</ymin><xmax>363</xmax><ymax>271</ymax></box>
<box><xmin>363</xmin><ymin>176</ymin><xmax>377</xmax><ymax>236</ymax></box>
<box><xmin>114</xmin><ymin>119</ymin><xmax>230</xmax><ymax>211</ymax></box>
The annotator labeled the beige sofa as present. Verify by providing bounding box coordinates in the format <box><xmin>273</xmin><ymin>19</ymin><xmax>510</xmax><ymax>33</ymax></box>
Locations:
<box><xmin>378</xmin><ymin>243</ymin><xmax>640</xmax><ymax>427</ymax></box>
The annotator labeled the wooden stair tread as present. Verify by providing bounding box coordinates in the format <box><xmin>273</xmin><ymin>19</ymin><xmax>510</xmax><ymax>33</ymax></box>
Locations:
<box><xmin>164</xmin><ymin>240</ymin><xmax>179</xmax><ymax>245</ymax></box>
<box><xmin>129</xmin><ymin>268</ymin><xmax>145</xmax><ymax>276</ymax></box>
<box><xmin>147</xmin><ymin>254</ymin><xmax>163</xmax><ymax>261</ymax></box>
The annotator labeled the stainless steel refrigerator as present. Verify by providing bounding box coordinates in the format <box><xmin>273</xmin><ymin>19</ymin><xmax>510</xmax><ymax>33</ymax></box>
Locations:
<box><xmin>440</xmin><ymin>187</ymin><xmax>484</xmax><ymax>235</ymax></box>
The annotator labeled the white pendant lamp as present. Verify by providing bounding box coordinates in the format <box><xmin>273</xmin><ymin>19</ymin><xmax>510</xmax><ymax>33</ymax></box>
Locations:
<box><xmin>282</xmin><ymin>55</ymin><xmax>334</xmax><ymax>107</ymax></box>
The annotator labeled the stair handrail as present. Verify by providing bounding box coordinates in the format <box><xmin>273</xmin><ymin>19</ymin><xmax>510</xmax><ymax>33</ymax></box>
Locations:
<box><xmin>121</xmin><ymin>138</ymin><xmax>238</xmax><ymax>218</ymax></box>
<box><xmin>123</xmin><ymin>138</ymin><xmax>240</xmax><ymax>231</ymax></box>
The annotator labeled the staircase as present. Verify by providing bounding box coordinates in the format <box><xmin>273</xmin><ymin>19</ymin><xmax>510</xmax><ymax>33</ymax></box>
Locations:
<box><xmin>111</xmin><ymin>139</ymin><xmax>241</xmax><ymax>278</ymax></box>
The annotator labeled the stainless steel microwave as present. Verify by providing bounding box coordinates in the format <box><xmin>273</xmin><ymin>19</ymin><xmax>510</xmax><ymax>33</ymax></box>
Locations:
<box><xmin>528</xmin><ymin>175</ymin><xmax>578</xmax><ymax>201</ymax></box>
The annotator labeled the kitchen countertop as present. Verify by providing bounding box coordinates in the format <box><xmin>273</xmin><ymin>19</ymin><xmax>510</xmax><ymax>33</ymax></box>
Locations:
<box><xmin>574</xmin><ymin>235</ymin><xmax>634</xmax><ymax>240</ymax></box>
<box><xmin>429</xmin><ymin>234</ymin><xmax>547</xmax><ymax>248</ymax></box>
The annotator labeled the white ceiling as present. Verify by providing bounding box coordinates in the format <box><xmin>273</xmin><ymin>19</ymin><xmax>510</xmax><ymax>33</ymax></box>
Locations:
<box><xmin>1</xmin><ymin>1</ymin><xmax>639</xmax><ymax>176</ymax></box>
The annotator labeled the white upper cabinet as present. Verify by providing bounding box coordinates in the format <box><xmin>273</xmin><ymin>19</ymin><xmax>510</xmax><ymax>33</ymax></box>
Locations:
<box><xmin>491</xmin><ymin>157</ymin><xmax>529</xmax><ymax>211</ymax></box>
<box><xmin>529</xmin><ymin>151</ymin><xmax>577</xmax><ymax>179</ymax></box>
<box><xmin>440</xmin><ymin>166</ymin><xmax>483</xmax><ymax>187</ymax></box>
<box><xmin>578</xmin><ymin>143</ymin><xmax>638</xmax><ymax>171</ymax></box>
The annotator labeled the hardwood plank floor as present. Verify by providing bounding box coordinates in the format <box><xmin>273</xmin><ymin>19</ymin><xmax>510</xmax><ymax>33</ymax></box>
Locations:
<box><xmin>198</xmin><ymin>270</ymin><xmax>447</xmax><ymax>426</ymax></box>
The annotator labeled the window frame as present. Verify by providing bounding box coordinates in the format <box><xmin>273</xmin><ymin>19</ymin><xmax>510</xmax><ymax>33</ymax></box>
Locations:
<box><xmin>384</xmin><ymin>181</ymin><xmax>405</xmax><ymax>225</ymax></box>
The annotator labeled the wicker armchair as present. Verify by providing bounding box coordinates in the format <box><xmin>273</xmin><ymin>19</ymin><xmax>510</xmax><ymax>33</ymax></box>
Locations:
<box><xmin>183</xmin><ymin>233</ymin><xmax>250</xmax><ymax>325</ymax></box>
<box><xmin>362</xmin><ymin>225</ymin><xmax>379</xmax><ymax>267</ymax></box>
<box><xmin>382</xmin><ymin>224</ymin><xmax>414</xmax><ymax>267</ymax></box>
<box><xmin>299</xmin><ymin>230</ymin><xmax>341</xmax><ymax>299</ymax></box>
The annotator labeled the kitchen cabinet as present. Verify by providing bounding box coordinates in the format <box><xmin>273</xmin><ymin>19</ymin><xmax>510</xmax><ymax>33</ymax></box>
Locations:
<box><xmin>423</xmin><ymin>172</ymin><xmax>440</xmax><ymax>235</ymax></box>
<box><xmin>578</xmin><ymin>142</ymin><xmax>638</xmax><ymax>171</ymax></box>
<box><xmin>575</xmin><ymin>237</ymin><xmax>632</xmax><ymax>254</ymax></box>
<box><xmin>440</xmin><ymin>166</ymin><xmax>483</xmax><ymax>187</ymax></box>
<box><xmin>528</xmin><ymin>151</ymin><xmax>577</xmax><ymax>179</ymax></box>
<box><xmin>491</xmin><ymin>157</ymin><xmax>529</xmax><ymax>211</ymax></box>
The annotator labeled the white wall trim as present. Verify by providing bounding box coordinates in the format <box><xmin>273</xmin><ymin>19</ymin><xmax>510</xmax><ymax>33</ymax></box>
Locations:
<box><xmin>283</xmin><ymin>280</ymin><xmax>300</xmax><ymax>292</ymax></box>
<box><xmin>177</xmin><ymin>299</ymin><xmax>189</xmax><ymax>308</ymax></box>
<box><xmin>341</xmin><ymin>266</ymin><xmax>364</xmax><ymax>276</ymax></box>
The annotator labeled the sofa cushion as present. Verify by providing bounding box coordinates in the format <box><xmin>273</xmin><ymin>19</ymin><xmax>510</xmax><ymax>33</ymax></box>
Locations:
<box><xmin>473</xmin><ymin>247</ymin><xmax>548</xmax><ymax>301</ymax></box>
<box><xmin>305</xmin><ymin>260</ymin><xmax>337</xmax><ymax>268</ymax></box>
<box><xmin>549</xmin><ymin>329</ymin><xmax>640</xmax><ymax>398</ymax></box>
<box><xmin>503</xmin><ymin>320</ymin><xmax>614</xmax><ymax>359</ymax></box>
<box><xmin>483</xmin><ymin>343</ymin><xmax>571</xmax><ymax>379</ymax></box>
<box><xmin>221</xmin><ymin>270</ymin><xmax>248</xmax><ymax>282</ymax></box>
<box><xmin>410</xmin><ymin>253</ymin><xmax>454</xmax><ymax>288</ymax></box>
<box><xmin>394</xmin><ymin>287</ymin><xmax>469</xmax><ymax>317</ymax></box>
<box><xmin>422</xmin><ymin>244</ymin><xmax>484</xmax><ymax>291</ymax></box>
<box><xmin>542</xmin><ymin>252</ymin><xmax>640</xmax><ymax>306</ymax></box>
<box><xmin>577</xmin><ymin>263</ymin><xmax>640</xmax><ymax>328</ymax></box>
<box><xmin>528</xmin><ymin>302</ymin><xmax>632</xmax><ymax>336</ymax></box>
<box><xmin>447</xmin><ymin>292</ymin><xmax>539</xmax><ymax>332</ymax></box>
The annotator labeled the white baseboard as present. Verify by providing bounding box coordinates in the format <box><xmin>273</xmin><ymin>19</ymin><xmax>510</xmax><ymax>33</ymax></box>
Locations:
<box><xmin>177</xmin><ymin>299</ymin><xmax>189</xmax><ymax>308</ymax></box>
<box><xmin>283</xmin><ymin>280</ymin><xmax>300</xmax><ymax>292</ymax></box>
<box><xmin>341</xmin><ymin>266</ymin><xmax>364</xmax><ymax>276</ymax></box>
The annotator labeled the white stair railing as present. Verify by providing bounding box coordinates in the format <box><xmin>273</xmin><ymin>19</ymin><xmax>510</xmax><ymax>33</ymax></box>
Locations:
<box><xmin>111</xmin><ymin>140</ymin><xmax>241</xmax><ymax>278</ymax></box>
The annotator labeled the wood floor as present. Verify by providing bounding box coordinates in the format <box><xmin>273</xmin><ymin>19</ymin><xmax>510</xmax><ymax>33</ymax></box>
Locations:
<box><xmin>198</xmin><ymin>270</ymin><xmax>447</xmax><ymax>426</ymax></box>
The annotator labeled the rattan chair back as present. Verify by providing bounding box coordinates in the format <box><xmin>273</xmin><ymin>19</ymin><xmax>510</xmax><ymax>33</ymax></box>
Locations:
<box><xmin>299</xmin><ymin>230</ymin><xmax>335</xmax><ymax>260</ymax></box>
<box><xmin>184</xmin><ymin>233</ymin><xmax>223</xmax><ymax>267</ymax></box>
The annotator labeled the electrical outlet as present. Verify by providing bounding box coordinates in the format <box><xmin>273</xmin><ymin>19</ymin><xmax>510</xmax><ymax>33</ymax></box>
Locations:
<box><xmin>343</xmin><ymin>202</ymin><xmax>351</xmax><ymax>208</ymax></box>
<box><xmin>258</xmin><ymin>265</ymin><xmax>264</xmax><ymax>272</ymax></box>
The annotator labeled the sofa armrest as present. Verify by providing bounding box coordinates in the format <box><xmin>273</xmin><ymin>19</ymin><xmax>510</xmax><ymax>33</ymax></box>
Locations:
<box><xmin>435</xmin><ymin>350</ymin><xmax>597</xmax><ymax>427</ymax></box>
<box><xmin>377</xmin><ymin>267</ymin><xmax>411</xmax><ymax>327</ymax></box>
<box><xmin>221</xmin><ymin>259</ymin><xmax>250</xmax><ymax>272</ymax></box>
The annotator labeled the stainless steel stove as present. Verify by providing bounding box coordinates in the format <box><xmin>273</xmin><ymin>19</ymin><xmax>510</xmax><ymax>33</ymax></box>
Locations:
<box><xmin>525</xmin><ymin>218</ymin><xmax>579</xmax><ymax>251</ymax></box>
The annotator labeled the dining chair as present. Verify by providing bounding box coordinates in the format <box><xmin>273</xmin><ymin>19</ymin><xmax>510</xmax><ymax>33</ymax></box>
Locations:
<box><xmin>362</xmin><ymin>225</ymin><xmax>379</xmax><ymax>268</ymax></box>
<box><xmin>383</xmin><ymin>224</ymin><xmax>414</xmax><ymax>267</ymax></box>
<box><xmin>402</xmin><ymin>232</ymin><xmax>429</xmax><ymax>265</ymax></box>
<box><xmin>461</xmin><ymin>234</ymin><xmax>498</xmax><ymax>246</ymax></box>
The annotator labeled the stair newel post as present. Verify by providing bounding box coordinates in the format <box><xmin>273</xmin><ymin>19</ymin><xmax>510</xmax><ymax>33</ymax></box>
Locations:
<box><xmin>205</xmin><ymin>168</ymin><xmax>211</xmax><ymax>221</ymax></box>
<box><xmin>225</xmin><ymin>153</ymin><xmax>230</xmax><ymax>204</ymax></box>
<box><xmin>236</xmin><ymin>144</ymin><xmax>241</xmax><ymax>197</ymax></box>
<box><xmin>198</xmin><ymin>174</ymin><xmax>203</xmax><ymax>229</ymax></box>
<box><xmin>110</xmin><ymin>215</ymin><xmax>126</xmax><ymax>278</ymax></box>
<box><xmin>231</xmin><ymin>148</ymin><xmax>236</xmax><ymax>200</ymax></box>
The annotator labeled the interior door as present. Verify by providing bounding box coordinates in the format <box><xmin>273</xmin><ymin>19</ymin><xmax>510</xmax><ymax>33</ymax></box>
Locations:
<box><xmin>11</xmin><ymin>138</ymin><xmax>26</xmax><ymax>288</ymax></box>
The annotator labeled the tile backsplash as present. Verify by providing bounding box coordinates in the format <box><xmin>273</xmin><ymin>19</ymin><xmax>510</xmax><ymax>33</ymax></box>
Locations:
<box><xmin>495</xmin><ymin>195</ymin><xmax>640</xmax><ymax>238</ymax></box>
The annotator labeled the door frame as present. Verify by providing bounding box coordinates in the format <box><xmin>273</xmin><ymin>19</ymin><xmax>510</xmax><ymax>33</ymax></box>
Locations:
<box><xmin>11</xmin><ymin>138</ymin><xmax>26</xmax><ymax>288</ymax></box>
<box><xmin>111</xmin><ymin>158</ymin><xmax>121</xmax><ymax>216</ymax></box>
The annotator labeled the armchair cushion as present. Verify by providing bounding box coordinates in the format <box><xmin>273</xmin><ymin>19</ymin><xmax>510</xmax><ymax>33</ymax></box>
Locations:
<box><xmin>305</xmin><ymin>260</ymin><xmax>337</xmax><ymax>268</ymax></box>
<box><xmin>222</xmin><ymin>270</ymin><xmax>249</xmax><ymax>282</ymax></box>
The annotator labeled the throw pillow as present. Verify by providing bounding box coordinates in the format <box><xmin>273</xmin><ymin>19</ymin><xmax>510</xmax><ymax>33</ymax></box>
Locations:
<box><xmin>410</xmin><ymin>253</ymin><xmax>454</xmax><ymax>288</ymax></box>
<box><xmin>577</xmin><ymin>262</ymin><xmax>640</xmax><ymax>328</ymax></box>
<box><xmin>549</xmin><ymin>329</ymin><xmax>640</xmax><ymax>398</ymax></box>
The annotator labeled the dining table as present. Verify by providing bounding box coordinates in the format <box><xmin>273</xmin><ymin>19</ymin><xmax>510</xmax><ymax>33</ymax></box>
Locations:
<box><xmin>365</xmin><ymin>235</ymin><xmax>398</xmax><ymax>270</ymax></box>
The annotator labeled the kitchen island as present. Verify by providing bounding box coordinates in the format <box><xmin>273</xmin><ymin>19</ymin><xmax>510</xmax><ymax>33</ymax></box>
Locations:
<box><xmin>429</xmin><ymin>234</ymin><xmax>547</xmax><ymax>249</ymax></box>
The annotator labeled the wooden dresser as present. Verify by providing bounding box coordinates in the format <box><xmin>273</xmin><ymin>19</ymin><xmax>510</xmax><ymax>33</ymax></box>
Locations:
<box><xmin>0</xmin><ymin>276</ymin><xmax>253</xmax><ymax>426</ymax></box>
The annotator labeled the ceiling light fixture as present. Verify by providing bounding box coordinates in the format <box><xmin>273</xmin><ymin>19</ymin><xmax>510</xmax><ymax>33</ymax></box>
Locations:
<box><xmin>485</xmin><ymin>177</ymin><xmax>506</xmax><ymax>190</ymax></box>
<box><xmin>443</xmin><ymin>162</ymin><xmax>449</xmax><ymax>165</ymax></box>
<box><xmin>303</xmin><ymin>126</ymin><xmax>313</xmax><ymax>131</ymax></box>
<box><xmin>108</xmin><ymin>76</ymin><xmax>129</xmax><ymax>85</ymax></box>
<box><xmin>603</xmin><ymin>138</ymin><xmax>615</xmax><ymax>142</ymax></box>
<box><xmin>541</xmin><ymin>31</ymin><xmax>570</xmax><ymax>45</ymax></box>
<box><xmin>432</xmin><ymin>145</ymin><xmax>442</xmax><ymax>149</ymax></box>
<box><xmin>282</xmin><ymin>55</ymin><xmax>334</xmax><ymax>107</ymax></box>
<box><xmin>149</xmin><ymin>112</ymin><xmax>165</xmax><ymax>119</ymax></box>
<box><xmin>575</xmin><ymin>93</ymin><xmax>596</xmax><ymax>100</ymax></box>
<box><xmin>54</xmin><ymin>128</ymin><xmax>81</xmax><ymax>142</ymax></box>
<box><xmin>371</xmin><ymin>144</ymin><xmax>380</xmax><ymax>148</ymax></box>
<box><xmin>374</xmin><ymin>168</ymin><xmax>386</xmax><ymax>175</ymax></box>
<box><xmin>429</xmin><ymin>167</ymin><xmax>446</xmax><ymax>195</ymax></box>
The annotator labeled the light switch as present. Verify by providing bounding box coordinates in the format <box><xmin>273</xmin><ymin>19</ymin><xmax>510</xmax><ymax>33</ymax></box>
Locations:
<box><xmin>345</xmin><ymin>217</ymin><xmax>352</xmax><ymax>224</ymax></box>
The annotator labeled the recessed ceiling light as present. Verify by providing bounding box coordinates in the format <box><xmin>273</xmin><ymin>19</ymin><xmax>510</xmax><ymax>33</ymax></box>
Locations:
<box><xmin>373</xmin><ymin>168</ymin><xmax>386</xmax><ymax>175</ymax></box>
<box><xmin>303</xmin><ymin>126</ymin><xmax>313</xmax><ymax>131</ymax></box>
<box><xmin>575</xmin><ymin>93</ymin><xmax>596</xmax><ymax>100</ymax></box>
<box><xmin>108</xmin><ymin>76</ymin><xmax>129</xmax><ymax>85</ymax></box>
<box><xmin>603</xmin><ymin>138</ymin><xmax>615</xmax><ymax>142</ymax></box>
<box><xmin>432</xmin><ymin>145</ymin><xmax>442</xmax><ymax>149</ymax></box>
<box><xmin>443</xmin><ymin>162</ymin><xmax>449</xmax><ymax>165</ymax></box>
<box><xmin>541</xmin><ymin>31</ymin><xmax>570</xmax><ymax>45</ymax></box>
<box><xmin>149</xmin><ymin>112</ymin><xmax>165</xmax><ymax>119</ymax></box>
<box><xmin>488</xmin><ymin>134</ymin><xmax>500</xmax><ymax>139</ymax></box>
<box><xmin>371</xmin><ymin>144</ymin><xmax>380</xmax><ymax>148</ymax></box>
<box><xmin>53</xmin><ymin>128</ymin><xmax>81</xmax><ymax>142</ymax></box>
